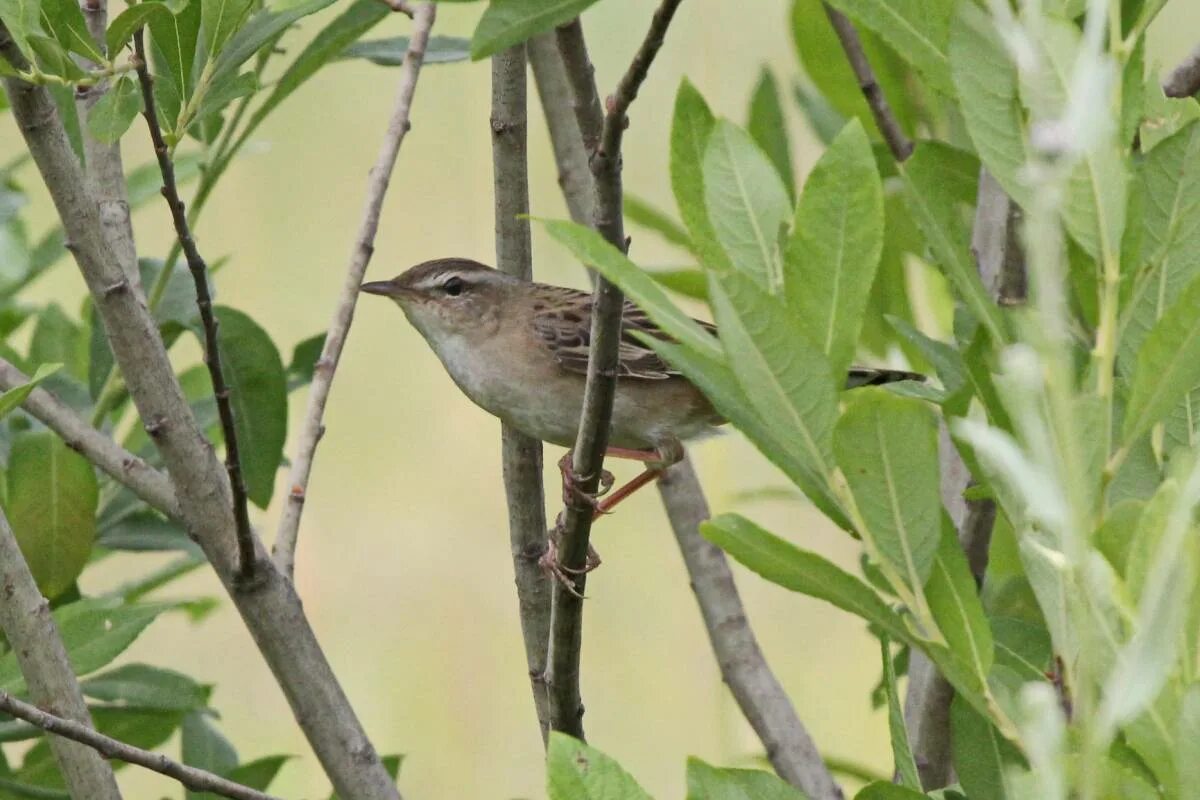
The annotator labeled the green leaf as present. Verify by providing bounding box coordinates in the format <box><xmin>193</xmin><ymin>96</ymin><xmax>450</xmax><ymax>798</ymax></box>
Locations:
<box><xmin>926</xmin><ymin>515</ymin><xmax>993</xmax><ymax>677</ymax></box>
<box><xmin>0</xmin><ymin>362</ymin><xmax>60</xmax><ymax>420</ymax></box>
<box><xmin>854</xmin><ymin>782</ymin><xmax>927</xmax><ymax>799</ymax></box>
<box><xmin>0</xmin><ymin>0</ymin><xmax>45</xmax><ymax>58</ymax></box>
<box><xmin>1019</xmin><ymin>18</ymin><xmax>1127</xmax><ymax>263</ymax></box>
<box><xmin>546</xmin><ymin>732</ymin><xmax>651</xmax><ymax>800</ymax></box>
<box><xmin>701</xmin><ymin>513</ymin><xmax>910</xmax><ymax>641</ymax></box>
<box><xmin>86</xmin><ymin>75</ymin><xmax>143</xmax><ymax>145</ymax></box>
<box><xmin>712</xmin><ymin>273</ymin><xmax>838</xmax><ymax>487</ymax></box>
<box><xmin>81</xmin><ymin>663</ymin><xmax>210</xmax><ymax>710</ymax></box>
<box><xmin>792</xmin><ymin>80</ymin><xmax>847</xmax><ymax>146</ymax></box>
<box><xmin>1177</xmin><ymin>684</ymin><xmax>1200</xmax><ymax>800</ymax></box>
<box><xmin>148</xmin><ymin>0</ymin><xmax>202</xmax><ymax>129</ymax></box>
<box><xmin>30</xmin><ymin>303</ymin><xmax>83</xmax><ymax>379</ymax></box>
<box><xmin>199</xmin><ymin>0</ymin><xmax>255</xmax><ymax>60</ymax></box>
<box><xmin>538</xmin><ymin>218</ymin><xmax>722</xmax><ymax>359</ymax></box>
<box><xmin>785</xmin><ymin>119</ymin><xmax>883</xmax><ymax>377</ymax></box>
<box><xmin>1124</xmin><ymin>273</ymin><xmax>1200</xmax><ymax>445</ymax></box>
<box><xmin>98</xmin><ymin>507</ymin><xmax>201</xmax><ymax>554</ymax></box>
<box><xmin>747</xmin><ymin>68</ymin><xmax>794</xmax><ymax>201</ymax></box>
<box><xmin>834</xmin><ymin>388</ymin><xmax>940</xmax><ymax>591</ymax></box>
<box><xmin>286</xmin><ymin>332</ymin><xmax>326</xmax><ymax>389</ymax></box>
<box><xmin>18</xmin><ymin>707</ymin><xmax>184</xmax><ymax>786</ymax></box>
<box><xmin>327</xmin><ymin>755</ymin><xmax>402</xmax><ymax>800</ymax></box>
<box><xmin>40</xmin><ymin>0</ymin><xmax>103</xmax><ymax>63</ymax></box>
<box><xmin>4</xmin><ymin>431</ymin><xmax>97</xmax><ymax>600</ymax></box>
<box><xmin>990</xmin><ymin>617</ymin><xmax>1052</xmax><ymax>682</ymax></box>
<box><xmin>106</xmin><ymin>0</ymin><xmax>174</xmax><ymax>54</ymax></box>
<box><xmin>900</xmin><ymin>142</ymin><xmax>1006</xmax><ymax>342</ymax></box>
<box><xmin>951</xmin><ymin>695</ymin><xmax>1023</xmax><ymax>800</ymax></box>
<box><xmin>948</xmin><ymin>2</ymin><xmax>1030</xmax><ymax>211</ymax></box>
<box><xmin>224</xmin><ymin>756</ymin><xmax>293</xmax><ymax>792</ymax></box>
<box><xmin>624</xmin><ymin>193</ymin><xmax>694</xmax><ymax>253</ymax></box>
<box><xmin>339</xmin><ymin>35</ymin><xmax>470</xmax><ymax>66</ymax></box>
<box><xmin>671</xmin><ymin>79</ymin><xmax>728</xmax><ymax>273</ymax></box>
<box><xmin>183</xmin><ymin>711</ymin><xmax>238</xmax><ymax>800</ymax></box>
<box><xmin>210</xmin><ymin>0</ymin><xmax>335</xmax><ymax>84</ymax></box>
<box><xmin>881</xmin><ymin>637</ymin><xmax>920</xmax><ymax>790</ymax></box>
<box><xmin>235</xmin><ymin>0</ymin><xmax>388</xmax><ymax>152</ymax></box>
<box><xmin>1119</xmin><ymin>120</ymin><xmax>1200</xmax><ymax>371</ymax></box>
<box><xmin>649</xmin><ymin>268</ymin><xmax>707</xmax><ymax>301</ymax></box>
<box><xmin>823</xmin><ymin>0</ymin><xmax>954</xmax><ymax>95</ymax></box>
<box><xmin>703</xmin><ymin>120</ymin><xmax>790</xmax><ymax>290</ymax></box>
<box><xmin>0</xmin><ymin>599</ymin><xmax>170</xmax><ymax>694</ymax></box>
<box><xmin>469</xmin><ymin>0</ymin><xmax>600</xmax><ymax>60</ymax></box>
<box><xmin>212</xmin><ymin>306</ymin><xmax>287</xmax><ymax>508</ymax></box>
<box><xmin>192</xmin><ymin>69</ymin><xmax>255</xmax><ymax>123</ymax></box>
<box><xmin>685</xmin><ymin>757</ymin><xmax>808</xmax><ymax>799</ymax></box>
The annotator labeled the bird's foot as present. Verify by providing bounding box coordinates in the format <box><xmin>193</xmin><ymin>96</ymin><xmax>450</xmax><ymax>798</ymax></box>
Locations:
<box><xmin>538</xmin><ymin>531</ymin><xmax>602</xmax><ymax>599</ymax></box>
<box><xmin>557</xmin><ymin>451</ymin><xmax>614</xmax><ymax>510</ymax></box>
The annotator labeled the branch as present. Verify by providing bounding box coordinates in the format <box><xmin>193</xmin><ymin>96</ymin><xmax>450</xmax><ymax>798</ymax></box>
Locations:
<box><xmin>658</xmin><ymin>462</ymin><xmax>844</xmax><ymax>800</ymax></box>
<box><xmin>547</xmin><ymin>0</ymin><xmax>685</xmax><ymax>740</ymax></box>
<box><xmin>132</xmin><ymin>30</ymin><xmax>257</xmax><ymax>584</ymax></box>
<box><xmin>902</xmin><ymin>169</ymin><xmax>1016</xmax><ymax>789</ymax></box>
<box><xmin>273</xmin><ymin>1</ymin><xmax>437</xmax><ymax>578</ymax></box>
<box><xmin>0</xmin><ymin>692</ymin><xmax>277</xmax><ymax>800</ymax></box>
<box><xmin>2</xmin><ymin>25</ymin><xmax>403</xmax><ymax>800</ymax></box>
<box><xmin>0</xmin><ymin>509</ymin><xmax>123</xmax><ymax>800</ymax></box>
<box><xmin>528</xmin><ymin>33</ymin><xmax>593</xmax><ymax>227</ymax></box>
<box><xmin>822</xmin><ymin>4</ymin><xmax>913</xmax><ymax>162</ymax></box>
<box><xmin>1164</xmin><ymin>43</ymin><xmax>1200</xmax><ymax>98</ymax></box>
<box><xmin>0</xmin><ymin>358</ymin><xmax>177</xmax><ymax>517</ymax></box>
<box><xmin>491</xmin><ymin>41</ymin><xmax>553</xmax><ymax>743</ymax></box>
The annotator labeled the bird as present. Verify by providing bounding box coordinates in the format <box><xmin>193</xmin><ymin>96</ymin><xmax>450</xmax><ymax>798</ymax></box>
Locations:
<box><xmin>360</xmin><ymin>257</ymin><xmax>921</xmax><ymax>582</ymax></box>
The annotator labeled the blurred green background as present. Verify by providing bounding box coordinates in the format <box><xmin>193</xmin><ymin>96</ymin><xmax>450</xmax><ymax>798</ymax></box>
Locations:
<box><xmin>4</xmin><ymin>0</ymin><xmax>1199</xmax><ymax>797</ymax></box>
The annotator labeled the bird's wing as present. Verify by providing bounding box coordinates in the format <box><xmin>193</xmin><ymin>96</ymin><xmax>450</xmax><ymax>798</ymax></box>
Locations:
<box><xmin>530</xmin><ymin>286</ymin><xmax>717</xmax><ymax>380</ymax></box>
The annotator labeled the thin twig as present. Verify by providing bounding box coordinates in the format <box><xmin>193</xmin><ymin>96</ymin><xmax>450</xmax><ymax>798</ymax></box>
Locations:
<box><xmin>0</xmin><ymin>692</ymin><xmax>278</xmax><ymax>800</ymax></box>
<box><xmin>0</xmin><ymin>509</ymin><xmax>123</xmax><ymax>800</ymax></box>
<box><xmin>273</xmin><ymin>2</ymin><xmax>437</xmax><ymax>578</ymax></box>
<box><xmin>658</xmin><ymin>461</ymin><xmax>844</xmax><ymax>799</ymax></box>
<box><xmin>822</xmin><ymin>4</ymin><xmax>913</xmax><ymax>162</ymax></box>
<box><xmin>132</xmin><ymin>30</ymin><xmax>257</xmax><ymax>584</ymax></box>
<box><xmin>0</xmin><ymin>358</ymin><xmax>177</xmax><ymax>517</ymax></box>
<box><xmin>491</xmin><ymin>41</ymin><xmax>554</xmax><ymax>744</ymax></box>
<box><xmin>1164</xmin><ymin>43</ymin><xmax>1200</xmax><ymax>98</ymax></box>
<box><xmin>547</xmin><ymin>0</ymin><xmax>686</xmax><ymax>740</ymax></box>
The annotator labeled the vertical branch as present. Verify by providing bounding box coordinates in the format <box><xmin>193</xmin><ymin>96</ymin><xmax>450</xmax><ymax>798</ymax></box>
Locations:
<box><xmin>528</xmin><ymin>33</ymin><xmax>593</xmax><ymax>227</ymax></box>
<box><xmin>273</xmin><ymin>2</ymin><xmax>437</xmax><ymax>577</ymax></box>
<box><xmin>547</xmin><ymin>0</ymin><xmax>686</xmax><ymax>740</ymax></box>
<box><xmin>658</xmin><ymin>462</ymin><xmax>844</xmax><ymax>799</ymax></box>
<box><xmin>0</xmin><ymin>508</ymin><xmax>124</xmax><ymax>800</ymax></box>
<box><xmin>491</xmin><ymin>41</ymin><xmax>553</xmax><ymax>743</ymax></box>
<box><xmin>133</xmin><ymin>30</ymin><xmax>257</xmax><ymax>583</ymax></box>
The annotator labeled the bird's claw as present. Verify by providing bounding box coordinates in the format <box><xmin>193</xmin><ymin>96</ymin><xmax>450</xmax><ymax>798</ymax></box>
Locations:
<box><xmin>538</xmin><ymin>531</ymin><xmax>602</xmax><ymax>600</ymax></box>
<box><xmin>557</xmin><ymin>451</ymin><xmax>614</xmax><ymax>509</ymax></box>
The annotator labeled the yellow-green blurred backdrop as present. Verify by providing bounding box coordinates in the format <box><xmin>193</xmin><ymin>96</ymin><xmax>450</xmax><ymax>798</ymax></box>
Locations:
<box><xmin>5</xmin><ymin>1</ymin><xmax>1199</xmax><ymax>797</ymax></box>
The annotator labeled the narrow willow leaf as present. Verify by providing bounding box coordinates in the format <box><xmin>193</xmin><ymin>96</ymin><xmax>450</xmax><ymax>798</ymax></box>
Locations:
<box><xmin>107</xmin><ymin>0</ymin><xmax>173</xmax><ymax>54</ymax></box>
<box><xmin>470</xmin><ymin>0</ymin><xmax>600</xmax><ymax>61</ymax></box>
<box><xmin>1177</xmin><ymin>684</ymin><xmax>1200</xmax><ymax>800</ymax></box>
<box><xmin>20</xmin><ymin>707</ymin><xmax>185</xmax><ymax>785</ymax></box>
<box><xmin>886</xmin><ymin>316</ymin><xmax>967</xmax><ymax>396</ymax></box>
<box><xmin>701</xmin><ymin>513</ymin><xmax>910</xmax><ymax>641</ymax></box>
<box><xmin>234</xmin><ymin>0</ymin><xmax>389</xmax><ymax>157</ymax></box>
<box><xmin>30</xmin><ymin>302</ymin><xmax>83</xmax><ymax>378</ymax></box>
<box><xmin>712</xmin><ymin>273</ymin><xmax>838</xmax><ymax>479</ymax></box>
<box><xmin>671</xmin><ymin>79</ymin><xmax>729</xmax><ymax>273</ymax></box>
<box><xmin>0</xmin><ymin>0</ymin><xmax>45</xmax><ymax>58</ymax></box>
<box><xmin>86</xmin><ymin>75</ymin><xmax>143</xmax><ymax>144</ymax></box>
<box><xmin>948</xmin><ymin>2</ymin><xmax>1030</xmax><ymax>210</ymax></box>
<box><xmin>1140</xmin><ymin>82</ymin><xmax>1200</xmax><ymax>153</ymax></box>
<box><xmin>790</xmin><ymin>0</ymin><xmax>917</xmax><ymax>139</ymax></box>
<box><xmin>40</xmin><ymin>0</ymin><xmax>104</xmax><ymax>62</ymax></box>
<box><xmin>225</xmin><ymin>756</ymin><xmax>293</xmax><ymax>792</ymax></box>
<box><xmin>926</xmin><ymin>515</ymin><xmax>993</xmax><ymax>678</ymax></box>
<box><xmin>648</xmin><ymin>268</ymin><xmax>707</xmax><ymax>301</ymax></box>
<box><xmin>624</xmin><ymin>193</ymin><xmax>695</xmax><ymax>253</ymax></box>
<box><xmin>834</xmin><ymin>388</ymin><xmax>940</xmax><ymax>591</ymax></box>
<box><xmin>339</xmin><ymin>35</ymin><xmax>470</xmax><ymax>66</ymax></box>
<box><xmin>855</xmin><ymin>782</ymin><xmax>926</xmax><ymax>799</ymax></box>
<box><xmin>990</xmin><ymin>618</ymin><xmax>1052</xmax><ymax>682</ymax></box>
<box><xmin>0</xmin><ymin>599</ymin><xmax>171</xmax><ymax>694</ymax></box>
<box><xmin>97</xmin><ymin>508</ymin><xmax>201</xmax><ymax>554</ymax></box>
<box><xmin>211</xmin><ymin>306</ymin><xmax>287</xmax><ymax>508</ymax></box>
<box><xmin>792</xmin><ymin>80</ymin><xmax>846</xmax><ymax>145</ymax></box>
<box><xmin>82</xmin><ymin>663</ymin><xmax>210</xmax><ymax>711</ymax></box>
<box><xmin>538</xmin><ymin>218</ymin><xmax>722</xmax><ymax>359</ymax></box>
<box><xmin>0</xmin><ymin>361</ymin><xmax>60</xmax><ymax>419</ymax></box>
<box><xmin>210</xmin><ymin>0</ymin><xmax>335</xmax><ymax>85</ymax></box>
<box><xmin>900</xmin><ymin>142</ymin><xmax>1006</xmax><ymax>342</ymax></box>
<box><xmin>183</xmin><ymin>711</ymin><xmax>238</xmax><ymax>800</ymax></box>
<box><xmin>747</xmin><ymin>68</ymin><xmax>795</xmax><ymax>201</ymax></box>
<box><xmin>199</xmin><ymin>0</ymin><xmax>255</xmax><ymax>60</ymax></box>
<box><xmin>1119</xmin><ymin>121</ymin><xmax>1200</xmax><ymax>369</ymax></box>
<box><xmin>785</xmin><ymin>119</ymin><xmax>883</xmax><ymax>377</ymax></box>
<box><xmin>192</xmin><ymin>69</ymin><xmax>256</xmax><ymax>124</ymax></box>
<box><xmin>546</xmin><ymin>732</ymin><xmax>651</xmax><ymax>800</ymax></box>
<box><xmin>881</xmin><ymin>637</ymin><xmax>921</xmax><ymax>790</ymax></box>
<box><xmin>646</xmin><ymin>338</ymin><xmax>849</xmax><ymax>528</ymax></box>
<box><xmin>1124</xmin><ymin>273</ymin><xmax>1200</xmax><ymax>445</ymax></box>
<box><xmin>286</xmin><ymin>332</ymin><xmax>327</xmax><ymax>389</ymax></box>
<box><xmin>28</xmin><ymin>31</ymin><xmax>86</xmax><ymax>78</ymax></box>
<box><xmin>148</xmin><ymin>0</ymin><xmax>202</xmax><ymax>129</ymax></box>
<box><xmin>703</xmin><ymin>120</ymin><xmax>791</xmax><ymax>290</ymax></box>
<box><xmin>824</xmin><ymin>0</ymin><xmax>954</xmax><ymax>95</ymax></box>
<box><xmin>951</xmin><ymin>695</ymin><xmax>1023</xmax><ymax>800</ymax></box>
<box><xmin>686</xmin><ymin>757</ymin><xmax>807</xmax><ymax>799</ymax></box>
<box><xmin>5</xmin><ymin>430</ymin><xmax>97</xmax><ymax>600</ymax></box>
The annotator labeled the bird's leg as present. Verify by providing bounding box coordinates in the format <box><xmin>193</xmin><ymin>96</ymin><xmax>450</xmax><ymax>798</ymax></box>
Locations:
<box><xmin>538</xmin><ymin>513</ymin><xmax>602</xmax><ymax>599</ymax></box>
<box><xmin>592</xmin><ymin>438</ymin><xmax>685</xmax><ymax>519</ymax></box>
<box><xmin>556</xmin><ymin>451</ymin><xmax>614</xmax><ymax>509</ymax></box>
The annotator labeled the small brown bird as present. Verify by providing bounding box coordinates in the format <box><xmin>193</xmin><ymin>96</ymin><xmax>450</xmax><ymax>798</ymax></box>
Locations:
<box><xmin>361</xmin><ymin>257</ymin><xmax>921</xmax><ymax>523</ymax></box>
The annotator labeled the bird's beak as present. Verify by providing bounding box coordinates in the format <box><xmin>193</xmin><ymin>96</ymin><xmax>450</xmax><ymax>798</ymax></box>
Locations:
<box><xmin>360</xmin><ymin>280</ymin><xmax>404</xmax><ymax>297</ymax></box>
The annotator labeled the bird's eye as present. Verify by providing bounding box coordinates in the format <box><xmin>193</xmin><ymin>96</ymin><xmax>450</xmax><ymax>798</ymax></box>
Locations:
<box><xmin>442</xmin><ymin>276</ymin><xmax>465</xmax><ymax>297</ymax></box>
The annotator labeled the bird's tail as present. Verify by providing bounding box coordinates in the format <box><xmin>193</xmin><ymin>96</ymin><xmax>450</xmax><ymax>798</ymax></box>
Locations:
<box><xmin>845</xmin><ymin>367</ymin><xmax>925</xmax><ymax>389</ymax></box>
